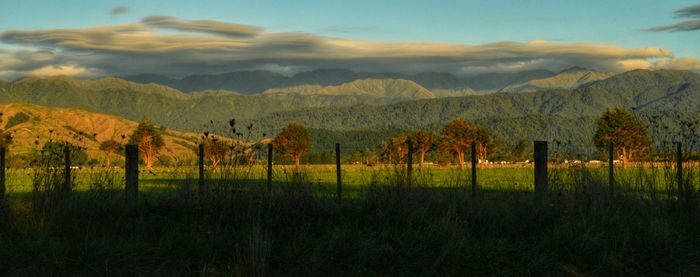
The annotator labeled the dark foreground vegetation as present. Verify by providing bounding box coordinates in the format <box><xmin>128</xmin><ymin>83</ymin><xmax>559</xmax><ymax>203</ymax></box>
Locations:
<box><xmin>1</xmin><ymin>166</ymin><xmax>700</xmax><ymax>276</ymax></box>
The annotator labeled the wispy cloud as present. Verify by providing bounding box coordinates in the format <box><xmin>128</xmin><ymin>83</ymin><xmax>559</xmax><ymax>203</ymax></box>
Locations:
<box><xmin>675</xmin><ymin>4</ymin><xmax>700</xmax><ymax>18</ymax></box>
<box><xmin>110</xmin><ymin>6</ymin><xmax>129</xmax><ymax>16</ymax></box>
<box><xmin>141</xmin><ymin>16</ymin><xmax>262</xmax><ymax>38</ymax></box>
<box><xmin>0</xmin><ymin>16</ymin><xmax>695</xmax><ymax>79</ymax></box>
<box><xmin>647</xmin><ymin>3</ymin><xmax>700</xmax><ymax>32</ymax></box>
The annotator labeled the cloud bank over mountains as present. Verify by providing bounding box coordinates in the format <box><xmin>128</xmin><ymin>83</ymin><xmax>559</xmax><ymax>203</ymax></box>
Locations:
<box><xmin>1</xmin><ymin>15</ymin><xmax>699</xmax><ymax>80</ymax></box>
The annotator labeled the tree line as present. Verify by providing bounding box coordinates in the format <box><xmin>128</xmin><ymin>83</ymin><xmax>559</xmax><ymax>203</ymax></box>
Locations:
<box><xmin>0</xmin><ymin>107</ymin><xmax>664</xmax><ymax>169</ymax></box>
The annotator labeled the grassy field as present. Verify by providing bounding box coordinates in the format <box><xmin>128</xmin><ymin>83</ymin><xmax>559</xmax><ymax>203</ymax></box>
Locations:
<box><xmin>1</xmin><ymin>163</ymin><xmax>699</xmax><ymax>275</ymax></box>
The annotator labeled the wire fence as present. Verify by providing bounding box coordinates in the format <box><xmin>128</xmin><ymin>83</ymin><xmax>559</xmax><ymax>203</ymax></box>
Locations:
<box><xmin>1</xmin><ymin>140</ymin><xmax>697</xmax><ymax>211</ymax></box>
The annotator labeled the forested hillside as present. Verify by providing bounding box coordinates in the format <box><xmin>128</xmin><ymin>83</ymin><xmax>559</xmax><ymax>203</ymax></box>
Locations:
<box><xmin>2</xmin><ymin>69</ymin><xmax>700</xmax><ymax>156</ymax></box>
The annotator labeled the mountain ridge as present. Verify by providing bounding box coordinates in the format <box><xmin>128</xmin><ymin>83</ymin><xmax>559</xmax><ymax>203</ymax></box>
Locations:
<box><xmin>123</xmin><ymin>68</ymin><xmax>559</xmax><ymax>94</ymax></box>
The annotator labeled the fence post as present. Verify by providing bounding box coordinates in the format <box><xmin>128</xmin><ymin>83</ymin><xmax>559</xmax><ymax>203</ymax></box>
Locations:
<box><xmin>267</xmin><ymin>143</ymin><xmax>273</xmax><ymax>194</ymax></box>
<box><xmin>125</xmin><ymin>145</ymin><xmax>139</xmax><ymax>201</ymax></box>
<box><xmin>0</xmin><ymin>147</ymin><xmax>5</xmax><ymax>201</ymax></box>
<box><xmin>406</xmin><ymin>140</ymin><xmax>413</xmax><ymax>187</ymax></box>
<box><xmin>335</xmin><ymin>143</ymin><xmax>342</xmax><ymax>203</ymax></box>
<box><xmin>534</xmin><ymin>141</ymin><xmax>548</xmax><ymax>203</ymax></box>
<box><xmin>63</xmin><ymin>145</ymin><xmax>72</xmax><ymax>196</ymax></box>
<box><xmin>677</xmin><ymin>142</ymin><xmax>683</xmax><ymax>202</ymax></box>
<box><xmin>199</xmin><ymin>143</ymin><xmax>206</xmax><ymax>194</ymax></box>
<box><xmin>608</xmin><ymin>142</ymin><xmax>614</xmax><ymax>197</ymax></box>
<box><xmin>471</xmin><ymin>142</ymin><xmax>478</xmax><ymax>199</ymax></box>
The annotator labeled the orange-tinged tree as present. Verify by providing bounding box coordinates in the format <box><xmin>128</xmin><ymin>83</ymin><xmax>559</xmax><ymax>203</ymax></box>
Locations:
<box><xmin>273</xmin><ymin>123</ymin><xmax>311</xmax><ymax>170</ymax></box>
<box><xmin>0</xmin><ymin>113</ymin><xmax>13</xmax><ymax>148</ymax></box>
<box><xmin>438</xmin><ymin>119</ymin><xmax>476</xmax><ymax>168</ymax></box>
<box><xmin>202</xmin><ymin>136</ymin><xmax>228</xmax><ymax>171</ymax></box>
<box><xmin>128</xmin><ymin>118</ymin><xmax>165</xmax><ymax>170</ymax></box>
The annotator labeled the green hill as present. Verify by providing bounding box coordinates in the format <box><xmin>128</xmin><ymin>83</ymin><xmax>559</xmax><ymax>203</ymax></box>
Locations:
<box><xmin>501</xmin><ymin>67</ymin><xmax>614</xmax><ymax>93</ymax></box>
<box><xmin>3</xmin><ymin>69</ymin><xmax>700</xmax><ymax>156</ymax></box>
<box><xmin>242</xmin><ymin>69</ymin><xmax>700</xmax><ymax>151</ymax></box>
<box><xmin>124</xmin><ymin>68</ymin><xmax>557</xmax><ymax>94</ymax></box>
<box><xmin>264</xmin><ymin>79</ymin><xmax>435</xmax><ymax>100</ymax></box>
<box><xmin>0</xmin><ymin>76</ymin><xmax>441</xmax><ymax>132</ymax></box>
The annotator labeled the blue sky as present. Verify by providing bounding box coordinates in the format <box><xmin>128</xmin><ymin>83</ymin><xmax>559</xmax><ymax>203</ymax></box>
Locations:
<box><xmin>1</xmin><ymin>0</ymin><xmax>699</xmax><ymax>78</ymax></box>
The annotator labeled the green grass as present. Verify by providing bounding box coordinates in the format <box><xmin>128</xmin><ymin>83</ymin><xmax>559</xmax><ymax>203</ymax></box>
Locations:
<box><xmin>1</xmin><ymin>163</ymin><xmax>699</xmax><ymax>275</ymax></box>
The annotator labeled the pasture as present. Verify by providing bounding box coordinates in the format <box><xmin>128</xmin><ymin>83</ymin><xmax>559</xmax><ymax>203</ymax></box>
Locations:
<box><xmin>1</xmin><ymin>161</ymin><xmax>699</xmax><ymax>275</ymax></box>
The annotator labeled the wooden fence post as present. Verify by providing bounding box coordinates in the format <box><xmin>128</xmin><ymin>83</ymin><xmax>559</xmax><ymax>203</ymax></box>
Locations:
<box><xmin>199</xmin><ymin>143</ymin><xmax>206</xmax><ymax>194</ymax></box>
<box><xmin>471</xmin><ymin>142</ymin><xmax>478</xmax><ymax>199</ymax></box>
<box><xmin>335</xmin><ymin>143</ymin><xmax>342</xmax><ymax>203</ymax></box>
<box><xmin>608</xmin><ymin>142</ymin><xmax>614</xmax><ymax>197</ymax></box>
<box><xmin>63</xmin><ymin>145</ymin><xmax>72</xmax><ymax>196</ymax></box>
<box><xmin>125</xmin><ymin>145</ymin><xmax>139</xmax><ymax>201</ymax></box>
<box><xmin>677</xmin><ymin>142</ymin><xmax>683</xmax><ymax>202</ymax></box>
<box><xmin>0</xmin><ymin>147</ymin><xmax>5</xmax><ymax>201</ymax></box>
<box><xmin>534</xmin><ymin>141</ymin><xmax>548</xmax><ymax>203</ymax></box>
<box><xmin>267</xmin><ymin>143</ymin><xmax>273</xmax><ymax>194</ymax></box>
<box><xmin>406</xmin><ymin>140</ymin><xmax>413</xmax><ymax>187</ymax></box>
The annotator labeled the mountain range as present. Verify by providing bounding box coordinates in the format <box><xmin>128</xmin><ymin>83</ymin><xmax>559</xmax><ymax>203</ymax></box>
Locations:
<box><xmin>124</xmin><ymin>67</ymin><xmax>608</xmax><ymax>94</ymax></box>
<box><xmin>2</xmin><ymin>68</ymin><xmax>700</xmax><ymax>156</ymax></box>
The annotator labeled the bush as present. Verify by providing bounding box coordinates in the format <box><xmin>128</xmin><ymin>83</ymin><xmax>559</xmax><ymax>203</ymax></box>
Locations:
<box><xmin>4</xmin><ymin>112</ymin><xmax>30</xmax><ymax>129</ymax></box>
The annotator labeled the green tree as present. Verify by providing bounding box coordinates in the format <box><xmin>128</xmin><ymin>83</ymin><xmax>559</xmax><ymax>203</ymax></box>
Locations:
<box><xmin>99</xmin><ymin>139</ymin><xmax>123</xmax><ymax>167</ymax></box>
<box><xmin>475</xmin><ymin>126</ymin><xmax>495</xmax><ymax>161</ymax></box>
<box><xmin>594</xmin><ymin>108</ymin><xmax>651</xmax><ymax>167</ymax></box>
<box><xmin>410</xmin><ymin>129</ymin><xmax>434</xmax><ymax>168</ymax></box>
<box><xmin>37</xmin><ymin>142</ymin><xmax>88</xmax><ymax>166</ymax></box>
<box><xmin>384</xmin><ymin>134</ymin><xmax>409</xmax><ymax>164</ymax></box>
<box><xmin>128</xmin><ymin>118</ymin><xmax>165</xmax><ymax>170</ymax></box>
<box><xmin>438</xmin><ymin>119</ymin><xmax>476</xmax><ymax>168</ymax></box>
<box><xmin>273</xmin><ymin>123</ymin><xmax>311</xmax><ymax>170</ymax></box>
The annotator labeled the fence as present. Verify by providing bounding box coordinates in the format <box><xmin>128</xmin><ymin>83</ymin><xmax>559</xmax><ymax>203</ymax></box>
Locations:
<box><xmin>0</xmin><ymin>141</ymin><xmax>691</xmax><ymax>205</ymax></box>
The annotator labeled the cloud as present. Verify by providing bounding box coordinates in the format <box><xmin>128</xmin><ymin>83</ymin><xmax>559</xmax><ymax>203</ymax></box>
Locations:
<box><xmin>28</xmin><ymin>64</ymin><xmax>97</xmax><ymax>77</ymax></box>
<box><xmin>0</xmin><ymin>16</ymin><xmax>696</xmax><ymax>79</ymax></box>
<box><xmin>653</xmin><ymin>56</ymin><xmax>700</xmax><ymax>71</ymax></box>
<box><xmin>675</xmin><ymin>4</ymin><xmax>700</xmax><ymax>18</ymax></box>
<box><xmin>647</xmin><ymin>19</ymin><xmax>700</xmax><ymax>32</ymax></box>
<box><xmin>141</xmin><ymin>16</ymin><xmax>262</xmax><ymax>38</ymax></box>
<box><xmin>110</xmin><ymin>6</ymin><xmax>129</xmax><ymax>15</ymax></box>
<box><xmin>647</xmin><ymin>4</ymin><xmax>700</xmax><ymax>32</ymax></box>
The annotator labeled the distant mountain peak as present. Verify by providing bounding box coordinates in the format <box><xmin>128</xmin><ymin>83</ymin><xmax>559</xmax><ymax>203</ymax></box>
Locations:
<box><xmin>559</xmin><ymin>66</ymin><xmax>590</xmax><ymax>73</ymax></box>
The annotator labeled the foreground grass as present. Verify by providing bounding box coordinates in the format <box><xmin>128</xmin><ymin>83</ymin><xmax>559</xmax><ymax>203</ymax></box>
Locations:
<box><xmin>1</xmin><ymin>164</ymin><xmax>698</xmax><ymax>275</ymax></box>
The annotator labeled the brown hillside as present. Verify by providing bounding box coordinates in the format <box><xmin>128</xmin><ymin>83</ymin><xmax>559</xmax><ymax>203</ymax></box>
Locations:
<box><xmin>0</xmin><ymin>103</ymin><xmax>217</xmax><ymax>160</ymax></box>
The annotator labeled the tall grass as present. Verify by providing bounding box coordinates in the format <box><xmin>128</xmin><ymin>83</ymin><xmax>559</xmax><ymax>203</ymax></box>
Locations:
<box><xmin>2</xmin><ymin>151</ymin><xmax>700</xmax><ymax>275</ymax></box>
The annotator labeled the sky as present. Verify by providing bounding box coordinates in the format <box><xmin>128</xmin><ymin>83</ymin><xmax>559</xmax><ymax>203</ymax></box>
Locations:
<box><xmin>1</xmin><ymin>0</ymin><xmax>699</xmax><ymax>79</ymax></box>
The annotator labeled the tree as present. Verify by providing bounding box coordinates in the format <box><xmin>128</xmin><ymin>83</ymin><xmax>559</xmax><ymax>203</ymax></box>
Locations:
<box><xmin>0</xmin><ymin>113</ymin><xmax>13</xmax><ymax>148</ymax></box>
<box><xmin>273</xmin><ymin>123</ymin><xmax>311</xmax><ymax>170</ymax></box>
<box><xmin>202</xmin><ymin>136</ymin><xmax>228</xmax><ymax>171</ymax></box>
<box><xmin>384</xmin><ymin>134</ymin><xmax>409</xmax><ymax>164</ymax></box>
<box><xmin>594</xmin><ymin>108</ymin><xmax>651</xmax><ymax>167</ymax></box>
<box><xmin>438</xmin><ymin>119</ymin><xmax>476</xmax><ymax>168</ymax></box>
<box><xmin>37</xmin><ymin>141</ymin><xmax>88</xmax><ymax>166</ymax></box>
<box><xmin>128</xmin><ymin>118</ymin><xmax>165</xmax><ymax>170</ymax></box>
<box><xmin>99</xmin><ymin>139</ymin><xmax>123</xmax><ymax>167</ymax></box>
<box><xmin>475</xmin><ymin>126</ymin><xmax>495</xmax><ymax>162</ymax></box>
<box><xmin>410</xmin><ymin>129</ymin><xmax>434</xmax><ymax>168</ymax></box>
